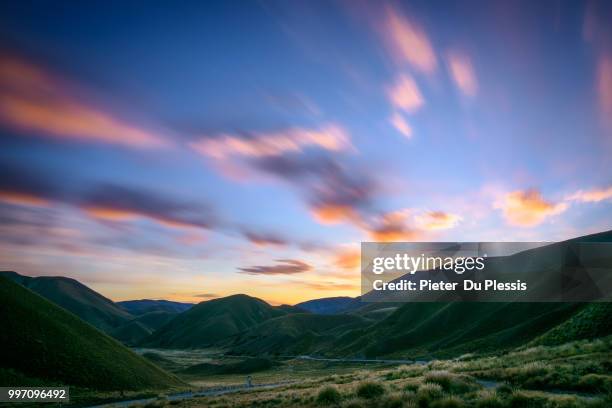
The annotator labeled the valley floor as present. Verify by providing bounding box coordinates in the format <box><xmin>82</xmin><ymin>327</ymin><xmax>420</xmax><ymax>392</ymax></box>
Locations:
<box><xmin>120</xmin><ymin>336</ymin><xmax>612</xmax><ymax>408</ymax></box>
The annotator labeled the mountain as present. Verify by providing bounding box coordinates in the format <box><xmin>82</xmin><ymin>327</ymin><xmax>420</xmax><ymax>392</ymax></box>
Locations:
<box><xmin>142</xmin><ymin>294</ymin><xmax>287</xmax><ymax>348</ymax></box>
<box><xmin>0</xmin><ymin>271</ymin><xmax>132</xmax><ymax>332</ymax></box>
<box><xmin>228</xmin><ymin>313</ymin><xmax>371</xmax><ymax>356</ymax></box>
<box><xmin>118</xmin><ymin>299</ymin><xmax>194</xmax><ymax>315</ymax></box>
<box><xmin>0</xmin><ymin>275</ymin><xmax>184</xmax><ymax>391</ymax></box>
<box><xmin>295</xmin><ymin>296</ymin><xmax>355</xmax><ymax>314</ymax></box>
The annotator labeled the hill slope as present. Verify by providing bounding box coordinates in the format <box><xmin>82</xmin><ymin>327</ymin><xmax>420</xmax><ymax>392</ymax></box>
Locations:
<box><xmin>118</xmin><ymin>299</ymin><xmax>193</xmax><ymax>315</ymax></box>
<box><xmin>0</xmin><ymin>276</ymin><xmax>184</xmax><ymax>391</ymax></box>
<box><xmin>142</xmin><ymin>294</ymin><xmax>287</xmax><ymax>348</ymax></box>
<box><xmin>0</xmin><ymin>271</ymin><xmax>132</xmax><ymax>332</ymax></box>
<box><xmin>228</xmin><ymin>313</ymin><xmax>371</xmax><ymax>356</ymax></box>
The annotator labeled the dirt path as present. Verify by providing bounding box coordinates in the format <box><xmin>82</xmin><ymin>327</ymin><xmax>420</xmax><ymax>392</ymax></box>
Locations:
<box><xmin>86</xmin><ymin>381</ymin><xmax>294</xmax><ymax>408</ymax></box>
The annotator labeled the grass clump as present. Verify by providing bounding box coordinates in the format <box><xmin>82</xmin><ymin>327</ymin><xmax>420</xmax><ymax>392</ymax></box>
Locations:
<box><xmin>356</xmin><ymin>381</ymin><xmax>386</xmax><ymax>399</ymax></box>
<box><xmin>317</xmin><ymin>386</ymin><xmax>342</xmax><ymax>406</ymax></box>
<box><xmin>431</xmin><ymin>396</ymin><xmax>465</xmax><ymax>408</ymax></box>
<box><xmin>417</xmin><ymin>383</ymin><xmax>444</xmax><ymax>406</ymax></box>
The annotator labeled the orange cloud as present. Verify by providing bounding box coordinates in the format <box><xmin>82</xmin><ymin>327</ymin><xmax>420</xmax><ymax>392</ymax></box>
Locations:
<box><xmin>366</xmin><ymin>210</ymin><xmax>420</xmax><ymax>242</ymax></box>
<box><xmin>414</xmin><ymin>211</ymin><xmax>462</xmax><ymax>230</ymax></box>
<box><xmin>83</xmin><ymin>205</ymin><xmax>203</xmax><ymax>230</ymax></box>
<box><xmin>0</xmin><ymin>57</ymin><xmax>168</xmax><ymax>149</ymax></box>
<box><xmin>333</xmin><ymin>249</ymin><xmax>360</xmax><ymax>270</ymax></box>
<box><xmin>496</xmin><ymin>189</ymin><xmax>568</xmax><ymax>227</ymax></box>
<box><xmin>390</xmin><ymin>111</ymin><xmax>412</xmax><ymax>138</ymax></box>
<box><xmin>382</xmin><ymin>5</ymin><xmax>437</xmax><ymax>73</ymax></box>
<box><xmin>566</xmin><ymin>186</ymin><xmax>612</xmax><ymax>203</ymax></box>
<box><xmin>0</xmin><ymin>191</ymin><xmax>50</xmax><ymax>207</ymax></box>
<box><xmin>311</xmin><ymin>204</ymin><xmax>360</xmax><ymax>225</ymax></box>
<box><xmin>190</xmin><ymin>124</ymin><xmax>352</xmax><ymax>160</ymax></box>
<box><xmin>447</xmin><ymin>52</ymin><xmax>478</xmax><ymax>97</ymax></box>
<box><xmin>597</xmin><ymin>54</ymin><xmax>612</xmax><ymax>120</ymax></box>
<box><xmin>388</xmin><ymin>74</ymin><xmax>424</xmax><ymax>113</ymax></box>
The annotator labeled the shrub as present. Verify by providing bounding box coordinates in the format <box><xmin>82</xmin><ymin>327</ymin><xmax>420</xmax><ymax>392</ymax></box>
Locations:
<box><xmin>424</xmin><ymin>371</ymin><xmax>477</xmax><ymax>393</ymax></box>
<box><xmin>578</xmin><ymin>374</ymin><xmax>612</xmax><ymax>393</ymax></box>
<box><xmin>317</xmin><ymin>386</ymin><xmax>342</xmax><ymax>406</ymax></box>
<box><xmin>475</xmin><ymin>390</ymin><xmax>504</xmax><ymax>408</ymax></box>
<box><xmin>431</xmin><ymin>396</ymin><xmax>465</xmax><ymax>408</ymax></box>
<box><xmin>356</xmin><ymin>382</ymin><xmax>386</xmax><ymax>399</ymax></box>
<box><xmin>417</xmin><ymin>383</ymin><xmax>444</xmax><ymax>406</ymax></box>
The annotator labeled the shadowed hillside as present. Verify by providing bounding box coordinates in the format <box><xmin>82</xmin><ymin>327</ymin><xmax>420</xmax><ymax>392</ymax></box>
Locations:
<box><xmin>0</xmin><ymin>271</ymin><xmax>132</xmax><ymax>332</ymax></box>
<box><xmin>118</xmin><ymin>299</ymin><xmax>193</xmax><ymax>315</ymax></box>
<box><xmin>142</xmin><ymin>294</ymin><xmax>287</xmax><ymax>348</ymax></box>
<box><xmin>0</xmin><ymin>276</ymin><xmax>184</xmax><ymax>391</ymax></box>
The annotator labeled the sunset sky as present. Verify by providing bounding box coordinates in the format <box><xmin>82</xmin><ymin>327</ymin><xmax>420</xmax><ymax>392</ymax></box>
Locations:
<box><xmin>0</xmin><ymin>0</ymin><xmax>611</xmax><ymax>305</ymax></box>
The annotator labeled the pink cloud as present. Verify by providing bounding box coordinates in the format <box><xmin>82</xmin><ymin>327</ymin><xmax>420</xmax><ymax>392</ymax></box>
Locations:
<box><xmin>597</xmin><ymin>54</ymin><xmax>612</xmax><ymax>122</ymax></box>
<box><xmin>414</xmin><ymin>211</ymin><xmax>462</xmax><ymax>230</ymax></box>
<box><xmin>0</xmin><ymin>57</ymin><xmax>168</xmax><ymax>149</ymax></box>
<box><xmin>382</xmin><ymin>5</ymin><xmax>437</xmax><ymax>73</ymax></box>
<box><xmin>390</xmin><ymin>111</ymin><xmax>413</xmax><ymax>139</ymax></box>
<box><xmin>447</xmin><ymin>52</ymin><xmax>478</xmax><ymax>97</ymax></box>
<box><xmin>566</xmin><ymin>186</ymin><xmax>612</xmax><ymax>203</ymax></box>
<box><xmin>189</xmin><ymin>124</ymin><xmax>352</xmax><ymax>160</ymax></box>
<box><xmin>388</xmin><ymin>74</ymin><xmax>424</xmax><ymax>113</ymax></box>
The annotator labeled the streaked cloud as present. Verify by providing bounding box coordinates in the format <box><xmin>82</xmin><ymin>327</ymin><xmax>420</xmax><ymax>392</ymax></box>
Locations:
<box><xmin>80</xmin><ymin>184</ymin><xmax>216</xmax><ymax>230</ymax></box>
<box><xmin>0</xmin><ymin>57</ymin><xmax>168</xmax><ymax>149</ymax></box>
<box><xmin>414</xmin><ymin>211</ymin><xmax>462</xmax><ymax>230</ymax></box>
<box><xmin>0</xmin><ymin>191</ymin><xmax>51</xmax><ymax>207</ymax></box>
<box><xmin>389</xmin><ymin>111</ymin><xmax>413</xmax><ymax>139</ymax></box>
<box><xmin>496</xmin><ymin>189</ymin><xmax>568</xmax><ymax>227</ymax></box>
<box><xmin>447</xmin><ymin>52</ymin><xmax>478</xmax><ymax>97</ymax></box>
<box><xmin>238</xmin><ymin>259</ymin><xmax>312</xmax><ymax>275</ymax></box>
<box><xmin>566</xmin><ymin>186</ymin><xmax>612</xmax><ymax>203</ymax></box>
<box><xmin>597</xmin><ymin>54</ymin><xmax>612</xmax><ymax>120</ymax></box>
<box><xmin>190</xmin><ymin>124</ymin><xmax>352</xmax><ymax>160</ymax></box>
<box><xmin>242</xmin><ymin>229</ymin><xmax>288</xmax><ymax>246</ymax></box>
<box><xmin>365</xmin><ymin>210</ymin><xmax>420</xmax><ymax>242</ymax></box>
<box><xmin>388</xmin><ymin>74</ymin><xmax>424</xmax><ymax>113</ymax></box>
<box><xmin>382</xmin><ymin>5</ymin><xmax>437</xmax><ymax>73</ymax></box>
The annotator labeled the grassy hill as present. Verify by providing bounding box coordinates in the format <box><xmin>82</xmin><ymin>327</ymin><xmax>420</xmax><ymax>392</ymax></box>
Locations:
<box><xmin>228</xmin><ymin>313</ymin><xmax>371</xmax><ymax>356</ymax></box>
<box><xmin>142</xmin><ymin>294</ymin><xmax>287</xmax><ymax>348</ymax></box>
<box><xmin>0</xmin><ymin>271</ymin><xmax>132</xmax><ymax>333</ymax></box>
<box><xmin>295</xmin><ymin>296</ymin><xmax>355</xmax><ymax>314</ymax></box>
<box><xmin>118</xmin><ymin>299</ymin><xmax>193</xmax><ymax>315</ymax></box>
<box><xmin>0</xmin><ymin>276</ymin><xmax>184</xmax><ymax>391</ymax></box>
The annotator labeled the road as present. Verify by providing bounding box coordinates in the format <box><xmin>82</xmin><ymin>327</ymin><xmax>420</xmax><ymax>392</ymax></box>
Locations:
<box><xmin>86</xmin><ymin>381</ymin><xmax>294</xmax><ymax>408</ymax></box>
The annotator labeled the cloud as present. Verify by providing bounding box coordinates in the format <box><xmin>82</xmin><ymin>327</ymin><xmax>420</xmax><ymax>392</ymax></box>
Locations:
<box><xmin>381</xmin><ymin>5</ymin><xmax>437</xmax><ymax>73</ymax></box>
<box><xmin>80</xmin><ymin>184</ymin><xmax>216</xmax><ymax>230</ymax></box>
<box><xmin>252</xmin><ymin>154</ymin><xmax>378</xmax><ymax>228</ymax></box>
<box><xmin>496</xmin><ymin>189</ymin><xmax>568</xmax><ymax>227</ymax></box>
<box><xmin>365</xmin><ymin>210</ymin><xmax>421</xmax><ymax>242</ymax></box>
<box><xmin>414</xmin><ymin>211</ymin><xmax>462</xmax><ymax>230</ymax></box>
<box><xmin>242</xmin><ymin>229</ymin><xmax>288</xmax><ymax>246</ymax></box>
<box><xmin>189</xmin><ymin>123</ymin><xmax>352</xmax><ymax>160</ymax></box>
<box><xmin>447</xmin><ymin>52</ymin><xmax>478</xmax><ymax>97</ymax></box>
<box><xmin>389</xmin><ymin>111</ymin><xmax>412</xmax><ymax>139</ymax></box>
<box><xmin>238</xmin><ymin>259</ymin><xmax>312</xmax><ymax>275</ymax></box>
<box><xmin>0</xmin><ymin>162</ymin><xmax>64</xmax><ymax>207</ymax></box>
<box><xmin>597</xmin><ymin>54</ymin><xmax>612</xmax><ymax>120</ymax></box>
<box><xmin>388</xmin><ymin>74</ymin><xmax>424</xmax><ymax>113</ymax></box>
<box><xmin>566</xmin><ymin>186</ymin><xmax>612</xmax><ymax>203</ymax></box>
<box><xmin>0</xmin><ymin>57</ymin><xmax>168</xmax><ymax>149</ymax></box>
<box><xmin>333</xmin><ymin>249</ymin><xmax>360</xmax><ymax>270</ymax></box>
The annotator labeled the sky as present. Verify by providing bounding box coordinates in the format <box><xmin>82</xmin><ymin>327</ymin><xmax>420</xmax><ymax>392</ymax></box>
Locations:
<box><xmin>0</xmin><ymin>0</ymin><xmax>611</xmax><ymax>305</ymax></box>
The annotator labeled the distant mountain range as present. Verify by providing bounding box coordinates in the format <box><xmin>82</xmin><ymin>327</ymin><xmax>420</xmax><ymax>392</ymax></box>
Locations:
<box><xmin>1</xmin><ymin>229</ymin><xmax>611</xmax><ymax>368</ymax></box>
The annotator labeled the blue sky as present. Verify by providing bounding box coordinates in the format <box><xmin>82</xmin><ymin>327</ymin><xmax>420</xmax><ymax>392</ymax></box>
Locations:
<box><xmin>0</xmin><ymin>0</ymin><xmax>610</xmax><ymax>304</ymax></box>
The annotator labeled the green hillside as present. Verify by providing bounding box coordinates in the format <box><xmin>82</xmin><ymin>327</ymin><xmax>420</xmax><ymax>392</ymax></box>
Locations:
<box><xmin>0</xmin><ymin>276</ymin><xmax>184</xmax><ymax>391</ymax></box>
<box><xmin>228</xmin><ymin>313</ymin><xmax>371</xmax><ymax>356</ymax></box>
<box><xmin>0</xmin><ymin>271</ymin><xmax>132</xmax><ymax>333</ymax></box>
<box><xmin>142</xmin><ymin>294</ymin><xmax>287</xmax><ymax>348</ymax></box>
